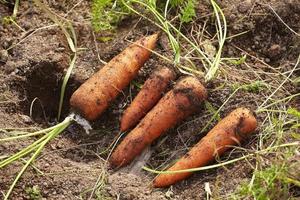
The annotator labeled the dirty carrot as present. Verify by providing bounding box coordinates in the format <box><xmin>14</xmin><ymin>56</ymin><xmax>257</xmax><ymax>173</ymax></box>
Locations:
<box><xmin>153</xmin><ymin>107</ymin><xmax>257</xmax><ymax>187</ymax></box>
<box><xmin>70</xmin><ymin>33</ymin><xmax>159</xmax><ymax>121</ymax></box>
<box><xmin>120</xmin><ymin>66</ymin><xmax>176</xmax><ymax>131</ymax></box>
<box><xmin>110</xmin><ymin>76</ymin><xmax>207</xmax><ymax>168</ymax></box>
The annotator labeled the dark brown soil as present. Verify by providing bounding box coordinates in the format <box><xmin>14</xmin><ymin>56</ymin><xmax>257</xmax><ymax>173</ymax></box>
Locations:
<box><xmin>0</xmin><ymin>0</ymin><xmax>299</xmax><ymax>199</ymax></box>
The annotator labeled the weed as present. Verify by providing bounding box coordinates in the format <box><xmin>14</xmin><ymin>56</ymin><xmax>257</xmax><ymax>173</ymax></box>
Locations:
<box><xmin>121</xmin><ymin>0</ymin><xmax>226</xmax><ymax>79</ymax></box>
<box><xmin>236</xmin><ymin>147</ymin><xmax>299</xmax><ymax>200</ymax></box>
<box><xmin>179</xmin><ymin>0</ymin><xmax>196</xmax><ymax>23</ymax></box>
<box><xmin>25</xmin><ymin>185</ymin><xmax>42</xmax><ymax>200</ymax></box>
<box><xmin>169</xmin><ymin>0</ymin><xmax>184</xmax><ymax>7</ymax></box>
<box><xmin>287</xmin><ymin>108</ymin><xmax>300</xmax><ymax>119</ymax></box>
<box><xmin>91</xmin><ymin>0</ymin><xmax>130</xmax><ymax>32</ymax></box>
<box><xmin>1</xmin><ymin>16</ymin><xmax>25</xmax><ymax>32</ymax></box>
<box><xmin>91</xmin><ymin>0</ymin><xmax>226</xmax><ymax>80</ymax></box>
<box><xmin>231</xmin><ymin>81</ymin><xmax>267</xmax><ymax>93</ymax></box>
<box><xmin>229</xmin><ymin>55</ymin><xmax>247</xmax><ymax>65</ymax></box>
<box><xmin>205</xmin><ymin>101</ymin><xmax>221</xmax><ymax>122</ymax></box>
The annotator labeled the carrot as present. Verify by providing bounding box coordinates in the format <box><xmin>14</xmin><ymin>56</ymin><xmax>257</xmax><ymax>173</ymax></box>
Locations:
<box><xmin>110</xmin><ymin>76</ymin><xmax>207</xmax><ymax>168</ymax></box>
<box><xmin>70</xmin><ymin>33</ymin><xmax>159</xmax><ymax>121</ymax></box>
<box><xmin>120</xmin><ymin>66</ymin><xmax>176</xmax><ymax>132</ymax></box>
<box><xmin>153</xmin><ymin>107</ymin><xmax>257</xmax><ymax>187</ymax></box>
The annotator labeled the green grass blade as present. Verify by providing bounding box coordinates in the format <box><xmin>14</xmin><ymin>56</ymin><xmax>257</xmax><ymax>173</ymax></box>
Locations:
<box><xmin>205</xmin><ymin>0</ymin><xmax>227</xmax><ymax>82</ymax></box>
<box><xmin>0</xmin><ymin>123</ymin><xmax>63</xmax><ymax>142</ymax></box>
<box><xmin>3</xmin><ymin>117</ymin><xmax>72</xmax><ymax>199</ymax></box>
<box><xmin>12</xmin><ymin>0</ymin><xmax>20</xmax><ymax>19</ymax></box>
<box><xmin>57</xmin><ymin>53</ymin><xmax>77</xmax><ymax>120</ymax></box>
<box><xmin>0</xmin><ymin>134</ymin><xmax>49</xmax><ymax>168</ymax></box>
<box><xmin>257</xmin><ymin>54</ymin><xmax>300</xmax><ymax>110</ymax></box>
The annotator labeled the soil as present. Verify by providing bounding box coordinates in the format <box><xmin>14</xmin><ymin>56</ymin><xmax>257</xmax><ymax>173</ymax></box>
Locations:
<box><xmin>0</xmin><ymin>0</ymin><xmax>299</xmax><ymax>199</ymax></box>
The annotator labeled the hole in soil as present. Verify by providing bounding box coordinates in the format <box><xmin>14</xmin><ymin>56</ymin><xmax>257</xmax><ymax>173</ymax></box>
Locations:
<box><xmin>20</xmin><ymin>61</ymin><xmax>80</xmax><ymax>123</ymax></box>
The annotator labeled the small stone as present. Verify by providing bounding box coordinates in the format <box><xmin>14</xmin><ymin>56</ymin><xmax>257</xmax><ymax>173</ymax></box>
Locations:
<box><xmin>13</xmin><ymin>68</ymin><xmax>19</xmax><ymax>74</ymax></box>
<box><xmin>165</xmin><ymin>190</ymin><xmax>174</xmax><ymax>199</ymax></box>
<box><xmin>265</xmin><ymin>58</ymin><xmax>271</xmax><ymax>63</ymax></box>
<box><xmin>202</xmin><ymin>39</ymin><xmax>216</xmax><ymax>58</ymax></box>
<box><xmin>0</xmin><ymin>49</ymin><xmax>8</xmax><ymax>63</ymax></box>
<box><xmin>19</xmin><ymin>114</ymin><xmax>32</xmax><ymax>123</ymax></box>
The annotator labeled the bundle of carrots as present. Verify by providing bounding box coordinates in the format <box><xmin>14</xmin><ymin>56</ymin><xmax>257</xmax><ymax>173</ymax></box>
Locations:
<box><xmin>110</xmin><ymin>76</ymin><xmax>207</xmax><ymax>167</ymax></box>
<box><xmin>70</xmin><ymin>33</ymin><xmax>257</xmax><ymax>188</ymax></box>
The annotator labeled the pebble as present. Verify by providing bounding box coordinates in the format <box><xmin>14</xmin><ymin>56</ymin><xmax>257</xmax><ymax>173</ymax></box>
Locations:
<box><xmin>265</xmin><ymin>58</ymin><xmax>271</xmax><ymax>63</ymax></box>
<box><xmin>0</xmin><ymin>49</ymin><xmax>8</xmax><ymax>63</ymax></box>
<box><xmin>19</xmin><ymin>114</ymin><xmax>32</xmax><ymax>123</ymax></box>
<box><xmin>165</xmin><ymin>190</ymin><xmax>174</xmax><ymax>199</ymax></box>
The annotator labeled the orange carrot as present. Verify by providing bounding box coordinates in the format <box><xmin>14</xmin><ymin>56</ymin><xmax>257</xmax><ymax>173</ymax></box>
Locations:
<box><xmin>110</xmin><ymin>76</ymin><xmax>207</xmax><ymax>168</ymax></box>
<box><xmin>153</xmin><ymin>107</ymin><xmax>257</xmax><ymax>187</ymax></box>
<box><xmin>120</xmin><ymin>66</ymin><xmax>176</xmax><ymax>131</ymax></box>
<box><xmin>70</xmin><ymin>33</ymin><xmax>159</xmax><ymax>121</ymax></box>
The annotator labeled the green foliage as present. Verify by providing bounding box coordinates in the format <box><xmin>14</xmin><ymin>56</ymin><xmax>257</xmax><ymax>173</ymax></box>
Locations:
<box><xmin>25</xmin><ymin>185</ymin><xmax>42</xmax><ymax>200</ymax></box>
<box><xmin>1</xmin><ymin>16</ymin><xmax>12</xmax><ymax>25</ymax></box>
<box><xmin>236</xmin><ymin>146</ymin><xmax>299</xmax><ymax>200</ymax></box>
<box><xmin>91</xmin><ymin>0</ymin><xmax>130</xmax><ymax>32</ymax></box>
<box><xmin>287</xmin><ymin>108</ymin><xmax>300</xmax><ymax>119</ymax></box>
<box><xmin>293</xmin><ymin>76</ymin><xmax>300</xmax><ymax>84</ymax></box>
<box><xmin>205</xmin><ymin>101</ymin><xmax>221</xmax><ymax>121</ymax></box>
<box><xmin>179</xmin><ymin>0</ymin><xmax>196</xmax><ymax>23</ymax></box>
<box><xmin>238</xmin><ymin>165</ymin><xmax>290</xmax><ymax>200</ymax></box>
<box><xmin>169</xmin><ymin>0</ymin><xmax>184</xmax><ymax>7</ymax></box>
<box><xmin>91</xmin><ymin>0</ymin><xmax>197</xmax><ymax>32</ymax></box>
<box><xmin>288</xmin><ymin>107</ymin><xmax>300</xmax><ymax>129</ymax></box>
<box><xmin>229</xmin><ymin>55</ymin><xmax>247</xmax><ymax>65</ymax></box>
<box><xmin>232</xmin><ymin>81</ymin><xmax>267</xmax><ymax>93</ymax></box>
<box><xmin>165</xmin><ymin>0</ymin><xmax>197</xmax><ymax>23</ymax></box>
